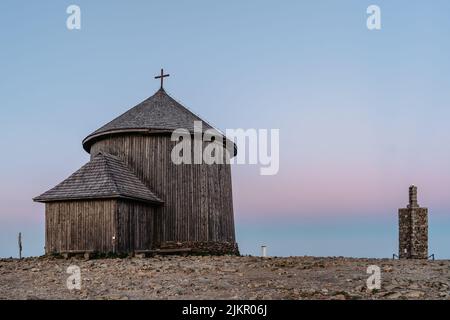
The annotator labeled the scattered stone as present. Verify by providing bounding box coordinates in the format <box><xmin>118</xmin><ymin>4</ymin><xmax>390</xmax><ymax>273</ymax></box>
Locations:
<box><xmin>403</xmin><ymin>291</ymin><xmax>425</xmax><ymax>299</ymax></box>
<box><xmin>383</xmin><ymin>266</ymin><xmax>393</xmax><ymax>273</ymax></box>
<box><xmin>384</xmin><ymin>292</ymin><xmax>402</xmax><ymax>299</ymax></box>
<box><xmin>0</xmin><ymin>256</ymin><xmax>449</xmax><ymax>299</ymax></box>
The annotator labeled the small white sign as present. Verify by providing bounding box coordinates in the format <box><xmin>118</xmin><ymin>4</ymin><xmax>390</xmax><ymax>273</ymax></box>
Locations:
<box><xmin>261</xmin><ymin>245</ymin><xmax>267</xmax><ymax>257</ymax></box>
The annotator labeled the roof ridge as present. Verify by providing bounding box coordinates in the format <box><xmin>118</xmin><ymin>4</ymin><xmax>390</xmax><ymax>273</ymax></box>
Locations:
<box><xmin>98</xmin><ymin>151</ymin><xmax>163</xmax><ymax>203</ymax></box>
<box><xmin>82</xmin><ymin>88</ymin><xmax>237</xmax><ymax>157</ymax></box>
<box><xmin>101</xmin><ymin>153</ymin><xmax>121</xmax><ymax>196</ymax></box>
<box><xmin>96</xmin><ymin>151</ymin><xmax>121</xmax><ymax>161</ymax></box>
<box><xmin>34</xmin><ymin>151</ymin><xmax>163</xmax><ymax>204</ymax></box>
<box><xmin>163</xmin><ymin>89</ymin><xmax>226</xmax><ymax>136</ymax></box>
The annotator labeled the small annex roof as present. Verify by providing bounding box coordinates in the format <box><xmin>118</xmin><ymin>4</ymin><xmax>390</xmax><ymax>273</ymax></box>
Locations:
<box><xmin>33</xmin><ymin>152</ymin><xmax>163</xmax><ymax>204</ymax></box>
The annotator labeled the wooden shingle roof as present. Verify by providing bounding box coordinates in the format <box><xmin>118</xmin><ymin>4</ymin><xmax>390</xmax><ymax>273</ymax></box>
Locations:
<box><xmin>82</xmin><ymin>88</ymin><xmax>216</xmax><ymax>152</ymax></box>
<box><xmin>33</xmin><ymin>152</ymin><xmax>163</xmax><ymax>204</ymax></box>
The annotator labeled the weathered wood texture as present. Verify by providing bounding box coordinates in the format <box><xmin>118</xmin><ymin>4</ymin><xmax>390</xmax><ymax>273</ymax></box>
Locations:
<box><xmin>45</xmin><ymin>199</ymin><xmax>156</xmax><ymax>254</ymax></box>
<box><xmin>116</xmin><ymin>200</ymin><xmax>156</xmax><ymax>252</ymax></box>
<box><xmin>45</xmin><ymin>200</ymin><xmax>116</xmax><ymax>254</ymax></box>
<box><xmin>90</xmin><ymin>133</ymin><xmax>236</xmax><ymax>246</ymax></box>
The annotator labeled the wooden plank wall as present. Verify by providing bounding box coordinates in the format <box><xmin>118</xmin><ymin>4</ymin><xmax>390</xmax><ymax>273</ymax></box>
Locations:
<box><xmin>116</xmin><ymin>200</ymin><xmax>155</xmax><ymax>252</ymax></box>
<box><xmin>45</xmin><ymin>200</ymin><xmax>116</xmax><ymax>254</ymax></box>
<box><xmin>90</xmin><ymin>133</ymin><xmax>236</xmax><ymax>245</ymax></box>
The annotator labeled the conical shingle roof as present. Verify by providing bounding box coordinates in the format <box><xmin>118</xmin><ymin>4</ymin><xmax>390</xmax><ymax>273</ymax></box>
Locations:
<box><xmin>82</xmin><ymin>88</ymin><xmax>226</xmax><ymax>153</ymax></box>
<box><xmin>33</xmin><ymin>152</ymin><xmax>163</xmax><ymax>204</ymax></box>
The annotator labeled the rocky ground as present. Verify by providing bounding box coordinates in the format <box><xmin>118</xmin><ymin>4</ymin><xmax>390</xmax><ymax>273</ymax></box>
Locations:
<box><xmin>0</xmin><ymin>256</ymin><xmax>449</xmax><ymax>300</ymax></box>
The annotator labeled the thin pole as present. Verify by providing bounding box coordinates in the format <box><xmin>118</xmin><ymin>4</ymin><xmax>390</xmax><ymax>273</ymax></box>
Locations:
<box><xmin>18</xmin><ymin>232</ymin><xmax>22</xmax><ymax>260</ymax></box>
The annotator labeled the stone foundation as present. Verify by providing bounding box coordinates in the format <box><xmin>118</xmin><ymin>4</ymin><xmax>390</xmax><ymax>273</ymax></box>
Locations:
<box><xmin>159</xmin><ymin>241</ymin><xmax>240</xmax><ymax>256</ymax></box>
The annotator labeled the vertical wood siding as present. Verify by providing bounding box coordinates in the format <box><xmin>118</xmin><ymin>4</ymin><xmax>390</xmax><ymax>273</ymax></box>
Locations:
<box><xmin>45</xmin><ymin>199</ymin><xmax>156</xmax><ymax>254</ymax></box>
<box><xmin>45</xmin><ymin>200</ymin><xmax>116</xmax><ymax>254</ymax></box>
<box><xmin>116</xmin><ymin>200</ymin><xmax>156</xmax><ymax>252</ymax></box>
<box><xmin>90</xmin><ymin>133</ymin><xmax>236</xmax><ymax>245</ymax></box>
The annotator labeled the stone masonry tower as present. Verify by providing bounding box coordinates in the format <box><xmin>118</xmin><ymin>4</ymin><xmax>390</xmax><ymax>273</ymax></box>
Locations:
<box><xmin>398</xmin><ymin>185</ymin><xmax>428</xmax><ymax>259</ymax></box>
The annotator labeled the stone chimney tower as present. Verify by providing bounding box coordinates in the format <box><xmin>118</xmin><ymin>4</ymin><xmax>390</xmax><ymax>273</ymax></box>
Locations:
<box><xmin>398</xmin><ymin>185</ymin><xmax>428</xmax><ymax>259</ymax></box>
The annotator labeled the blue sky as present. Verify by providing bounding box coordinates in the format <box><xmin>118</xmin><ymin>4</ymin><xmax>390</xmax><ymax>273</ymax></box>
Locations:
<box><xmin>1</xmin><ymin>1</ymin><xmax>450</xmax><ymax>258</ymax></box>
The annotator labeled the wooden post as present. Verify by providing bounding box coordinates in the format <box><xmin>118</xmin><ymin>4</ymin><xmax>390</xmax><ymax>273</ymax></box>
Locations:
<box><xmin>18</xmin><ymin>232</ymin><xmax>22</xmax><ymax>259</ymax></box>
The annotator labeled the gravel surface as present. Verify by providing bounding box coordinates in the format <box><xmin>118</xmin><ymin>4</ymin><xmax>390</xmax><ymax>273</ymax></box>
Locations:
<box><xmin>0</xmin><ymin>256</ymin><xmax>449</xmax><ymax>300</ymax></box>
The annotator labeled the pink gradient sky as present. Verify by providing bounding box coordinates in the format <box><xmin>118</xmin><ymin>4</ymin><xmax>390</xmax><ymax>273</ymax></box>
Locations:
<box><xmin>1</xmin><ymin>1</ymin><xmax>450</xmax><ymax>257</ymax></box>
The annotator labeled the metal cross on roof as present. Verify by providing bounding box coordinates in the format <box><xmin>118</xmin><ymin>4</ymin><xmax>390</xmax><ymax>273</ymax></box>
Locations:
<box><xmin>154</xmin><ymin>68</ymin><xmax>170</xmax><ymax>89</ymax></box>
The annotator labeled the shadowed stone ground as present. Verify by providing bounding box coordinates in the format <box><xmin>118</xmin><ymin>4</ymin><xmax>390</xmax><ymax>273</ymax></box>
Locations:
<box><xmin>0</xmin><ymin>256</ymin><xmax>449</xmax><ymax>300</ymax></box>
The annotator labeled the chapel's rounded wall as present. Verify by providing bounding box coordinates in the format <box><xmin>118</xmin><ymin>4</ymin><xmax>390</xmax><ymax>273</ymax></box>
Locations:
<box><xmin>89</xmin><ymin>133</ymin><xmax>236</xmax><ymax>246</ymax></box>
